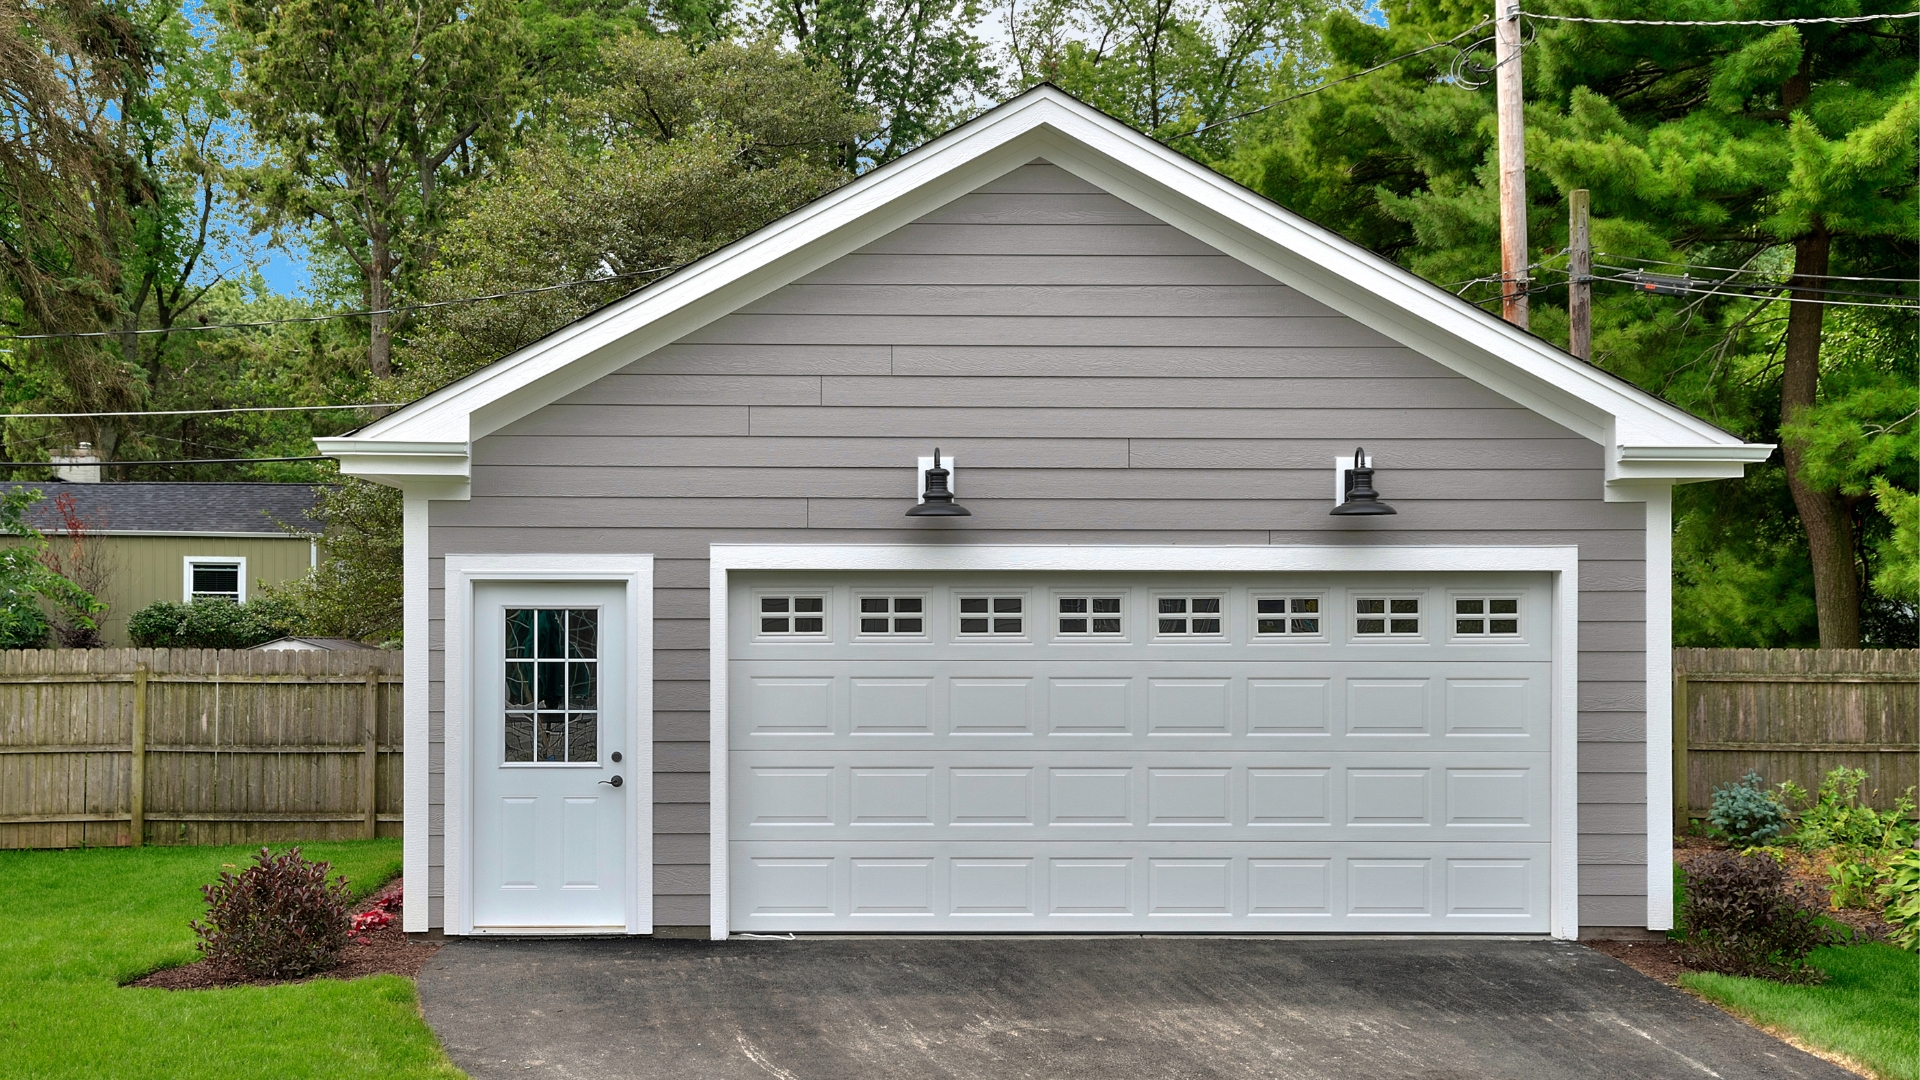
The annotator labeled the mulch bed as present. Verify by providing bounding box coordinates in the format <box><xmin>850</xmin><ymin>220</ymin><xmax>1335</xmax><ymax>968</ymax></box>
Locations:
<box><xmin>129</xmin><ymin>879</ymin><xmax>442</xmax><ymax>991</ymax></box>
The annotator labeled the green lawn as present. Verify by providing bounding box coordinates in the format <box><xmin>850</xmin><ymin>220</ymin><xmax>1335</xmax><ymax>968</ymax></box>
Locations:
<box><xmin>1681</xmin><ymin>943</ymin><xmax>1919</xmax><ymax>1080</ymax></box>
<box><xmin>0</xmin><ymin>840</ymin><xmax>464</xmax><ymax>1080</ymax></box>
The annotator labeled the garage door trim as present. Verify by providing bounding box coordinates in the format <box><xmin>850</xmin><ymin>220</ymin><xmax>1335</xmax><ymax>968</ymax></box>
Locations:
<box><xmin>709</xmin><ymin>544</ymin><xmax>1580</xmax><ymax>940</ymax></box>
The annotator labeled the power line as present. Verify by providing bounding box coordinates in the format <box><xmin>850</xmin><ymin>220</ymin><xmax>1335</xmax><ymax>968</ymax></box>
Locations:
<box><xmin>1590</xmin><ymin>272</ymin><xmax>1920</xmax><ymax>309</ymax></box>
<box><xmin>1165</xmin><ymin>21</ymin><xmax>1492</xmax><ymax>140</ymax></box>
<box><xmin>1522</xmin><ymin>9</ymin><xmax>1919</xmax><ymax>26</ymax></box>
<box><xmin>4</xmin><ymin>404</ymin><xmax>398</xmax><ymax>420</ymax></box>
<box><xmin>1598</xmin><ymin>251</ymin><xmax>1920</xmax><ymax>284</ymax></box>
<box><xmin>1593</xmin><ymin>264</ymin><xmax>1920</xmax><ymax>301</ymax></box>
<box><xmin>0</xmin><ymin>456</ymin><xmax>331</xmax><ymax>468</ymax></box>
<box><xmin>5</xmin><ymin>263</ymin><xmax>686</xmax><ymax>341</ymax></box>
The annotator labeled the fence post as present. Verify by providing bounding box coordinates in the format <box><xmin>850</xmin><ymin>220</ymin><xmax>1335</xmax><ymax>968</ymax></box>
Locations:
<box><xmin>1672</xmin><ymin>662</ymin><xmax>1689</xmax><ymax>834</ymax></box>
<box><xmin>362</xmin><ymin>669</ymin><xmax>379</xmax><ymax>839</ymax></box>
<box><xmin>130</xmin><ymin>662</ymin><xmax>149</xmax><ymax>847</ymax></box>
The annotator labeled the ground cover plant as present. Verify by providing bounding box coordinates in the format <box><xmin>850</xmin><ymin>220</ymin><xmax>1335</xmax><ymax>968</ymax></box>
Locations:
<box><xmin>0</xmin><ymin>840</ymin><xmax>462</xmax><ymax>1079</ymax></box>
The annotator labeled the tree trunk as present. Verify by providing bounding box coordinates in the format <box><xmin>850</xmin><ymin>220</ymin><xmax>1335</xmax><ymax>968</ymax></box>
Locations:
<box><xmin>368</xmin><ymin>227</ymin><xmax>393</xmax><ymax>381</ymax></box>
<box><xmin>1780</xmin><ymin>227</ymin><xmax>1860</xmax><ymax>648</ymax></box>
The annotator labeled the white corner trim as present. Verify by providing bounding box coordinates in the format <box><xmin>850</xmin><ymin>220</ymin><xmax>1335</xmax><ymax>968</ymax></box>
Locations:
<box><xmin>442</xmin><ymin>553</ymin><xmax>656</xmax><ymax>936</ymax></box>
<box><xmin>181</xmin><ymin>555</ymin><xmax>247</xmax><ymax>603</ymax></box>
<box><xmin>401</xmin><ymin>492</ymin><xmax>432</xmax><ymax>933</ymax></box>
<box><xmin>321</xmin><ymin>88</ymin><xmax>1762</xmax><ymax>480</ymax></box>
<box><xmin>1645</xmin><ymin>486</ymin><xmax>1676</xmax><ymax>930</ymax></box>
<box><xmin>707</xmin><ymin>543</ymin><xmax>1583</xmax><ymax>941</ymax></box>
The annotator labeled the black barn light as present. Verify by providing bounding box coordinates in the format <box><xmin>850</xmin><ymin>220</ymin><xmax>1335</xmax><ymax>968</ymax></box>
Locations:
<box><xmin>1330</xmin><ymin>446</ymin><xmax>1397</xmax><ymax>516</ymax></box>
<box><xmin>906</xmin><ymin>448</ymin><xmax>971</xmax><ymax>517</ymax></box>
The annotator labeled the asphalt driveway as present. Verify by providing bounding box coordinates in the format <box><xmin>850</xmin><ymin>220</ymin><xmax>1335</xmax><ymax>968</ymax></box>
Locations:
<box><xmin>417</xmin><ymin>936</ymin><xmax>1856</xmax><ymax>1080</ymax></box>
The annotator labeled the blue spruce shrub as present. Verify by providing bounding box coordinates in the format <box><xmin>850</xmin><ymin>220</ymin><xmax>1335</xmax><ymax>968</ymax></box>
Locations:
<box><xmin>1709</xmin><ymin>771</ymin><xmax>1789</xmax><ymax>844</ymax></box>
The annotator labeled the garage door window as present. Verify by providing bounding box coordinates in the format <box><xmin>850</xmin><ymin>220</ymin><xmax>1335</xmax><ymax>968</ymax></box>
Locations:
<box><xmin>1156</xmin><ymin>596</ymin><xmax>1223</xmax><ymax>636</ymax></box>
<box><xmin>958</xmin><ymin>596</ymin><xmax>1024</xmax><ymax>636</ymax></box>
<box><xmin>760</xmin><ymin>596</ymin><xmax>826</xmax><ymax>636</ymax></box>
<box><xmin>858</xmin><ymin>596</ymin><xmax>925</xmax><ymax>636</ymax></box>
<box><xmin>1056</xmin><ymin>596</ymin><xmax>1123</xmax><ymax>636</ymax></box>
<box><xmin>1454</xmin><ymin>598</ymin><xmax>1520</xmax><ymax>636</ymax></box>
<box><xmin>1355</xmin><ymin>597</ymin><xmax>1420</xmax><ymax>636</ymax></box>
<box><xmin>1254</xmin><ymin>596</ymin><xmax>1320</xmax><ymax>636</ymax></box>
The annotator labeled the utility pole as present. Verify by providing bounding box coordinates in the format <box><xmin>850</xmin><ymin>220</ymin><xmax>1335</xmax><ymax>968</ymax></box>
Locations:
<box><xmin>1568</xmin><ymin>189</ymin><xmax>1592</xmax><ymax>359</ymax></box>
<box><xmin>1495</xmin><ymin>0</ymin><xmax>1529</xmax><ymax>328</ymax></box>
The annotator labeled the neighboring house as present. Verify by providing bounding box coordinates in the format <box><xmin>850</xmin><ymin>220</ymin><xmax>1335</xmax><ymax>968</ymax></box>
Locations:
<box><xmin>9</xmin><ymin>479</ymin><xmax>323</xmax><ymax>645</ymax></box>
<box><xmin>319</xmin><ymin>89</ymin><xmax>1771</xmax><ymax>943</ymax></box>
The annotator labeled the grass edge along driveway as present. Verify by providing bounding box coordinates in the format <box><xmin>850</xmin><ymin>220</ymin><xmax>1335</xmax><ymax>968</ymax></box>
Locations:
<box><xmin>0</xmin><ymin>839</ymin><xmax>464</xmax><ymax>1080</ymax></box>
<box><xmin>1680</xmin><ymin>944</ymin><xmax>1919</xmax><ymax>1080</ymax></box>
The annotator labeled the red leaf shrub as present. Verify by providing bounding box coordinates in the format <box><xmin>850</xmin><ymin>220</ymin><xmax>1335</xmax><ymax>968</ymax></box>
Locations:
<box><xmin>1682</xmin><ymin>850</ymin><xmax>1844</xmax><ymax>983</ymax></box>
<box><xmin>190</xmin><ymin>847</ymin><xmax>353</xmax><ymax>979</ymax></box>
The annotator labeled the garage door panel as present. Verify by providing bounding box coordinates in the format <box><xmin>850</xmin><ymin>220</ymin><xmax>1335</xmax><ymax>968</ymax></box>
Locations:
<box><xmin>728</xmin><ymin>571</ymin><xmax>1556</xmax><ymax>935</ymax></box>
<box><xmin>730</xmin><ymin>750</ymin><xmax>1550</xmax><ymax>842</ymax></box>
<box><xmin>729</xmin><ymin>842</ymin><xmax>1550</xmax><ymax>932</ymax></box>
<box><xmin>731</xmin><ymin>662</ymin><xmax>1550</xmax><ymax>751</ymax></box>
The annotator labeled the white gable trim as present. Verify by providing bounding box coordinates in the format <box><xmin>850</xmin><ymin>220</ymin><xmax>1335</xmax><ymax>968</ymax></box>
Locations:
<box><xmin>318</xmin><ymin>87</ymin><xmax>1769</xmax><ymax>492</ymax></box>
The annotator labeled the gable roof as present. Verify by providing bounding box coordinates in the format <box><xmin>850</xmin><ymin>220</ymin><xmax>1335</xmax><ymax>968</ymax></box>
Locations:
<box><xmin>317</xmin><ymin>86</ymin><xmax>1770</xmax><ymax>496</ymax></box>
<box><xmin>8</xmin><ymin>482</ymin><xmax>325</xmax><ymax>535</ymax></box>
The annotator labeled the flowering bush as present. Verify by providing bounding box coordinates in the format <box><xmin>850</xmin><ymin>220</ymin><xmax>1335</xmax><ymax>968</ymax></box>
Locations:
<box><xmin>190</xmin><ymin>847</ymin><xmax>352</xmax><ymax>979</ymax></box>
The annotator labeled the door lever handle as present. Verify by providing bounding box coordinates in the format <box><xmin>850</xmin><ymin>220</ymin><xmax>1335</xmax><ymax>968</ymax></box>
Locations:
<box><xmin>599</xmin><ymin>775</ymin><xmax>623</xmax><ymax>788</ymax></box>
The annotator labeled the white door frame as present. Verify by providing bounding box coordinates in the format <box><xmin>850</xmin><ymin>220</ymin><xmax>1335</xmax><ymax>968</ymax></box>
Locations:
<box><xmin>709</xmin><ymin>544</ymin><xmax>1582</xmax><ymax>940</ymax></box>
<box><xmin>445</xmin><ymin>554</ymin><xmax>655</xmax><ymax>935</ymax></box>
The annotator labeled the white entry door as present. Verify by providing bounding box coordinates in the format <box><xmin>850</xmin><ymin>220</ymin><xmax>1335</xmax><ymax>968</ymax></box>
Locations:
<box><xmin>471</xmin><ymin>581</ymin><xmax>629</xmax><ymax>930</ymax></box>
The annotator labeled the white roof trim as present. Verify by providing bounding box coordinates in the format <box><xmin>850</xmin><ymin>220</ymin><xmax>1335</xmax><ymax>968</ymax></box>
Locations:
<box><xmin>321</xmin><ymin>86</ymin><xmax>1769</xmax><ymax>490</ymax></box>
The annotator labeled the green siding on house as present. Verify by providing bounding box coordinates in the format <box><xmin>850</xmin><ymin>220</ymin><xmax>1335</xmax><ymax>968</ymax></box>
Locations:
<box><xmin>10</xmin><ymin>534</ymin><xmax>315</xmax><ymax>646</ymax></box>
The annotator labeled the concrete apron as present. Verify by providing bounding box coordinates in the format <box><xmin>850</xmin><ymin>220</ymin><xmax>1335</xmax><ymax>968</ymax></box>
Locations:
<box><xmin>418</xmin><ymin>936</ymin><xmax>1855</xmax><ymax>1080</ymax></box>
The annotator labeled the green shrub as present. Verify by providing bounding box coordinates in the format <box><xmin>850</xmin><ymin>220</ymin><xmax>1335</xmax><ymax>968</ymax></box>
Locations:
<box><xmin>1709</xmin><ymin>770</ymin><xmax>1791</xmax><ymax>844</ymax></box>
<box><xmin>1879</xmin><ymin>848</ymin><xmax>1920</xmax><ymax>951</ymax></box>
<box><xmin>126</xmin><ymin>598</ymin><xmax>299</xmax><ymax>649</ymax></box>
<box><xmin>1788</xmin><ymin>768</ymin><xmax>1918</xmax><ymax>853</ymax></box>
<box><xmin>1828</xmin><ymin>856</ymin><xmax>1880</xmax><ymax>910</ymax></box>
<box><xmin>190</xmin><ymin>846</ymin><xmax>353</xmax><ymax>979</ymax></box>
<box><xmin>1682</xmin><ymin>850</ymin><xmax>1844</xmax><ymax>983</ymax></box>
<box><xmin>0</xmin><ymin>592</ymin><xmax>49</xmax><ymax>649</ymax></box>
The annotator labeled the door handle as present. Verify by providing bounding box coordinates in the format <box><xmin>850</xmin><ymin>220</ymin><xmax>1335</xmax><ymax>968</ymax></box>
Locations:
<box><xmin>599</xmin><ymin>775</ymin><xmax>623</xmax><ymax>788</ymax></box>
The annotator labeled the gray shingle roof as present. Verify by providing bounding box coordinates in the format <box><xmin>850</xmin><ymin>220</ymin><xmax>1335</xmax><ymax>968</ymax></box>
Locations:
<box><xmin>8</xmin><ymin>482</ymin><xmax>327</xmax><ymax>535</ymax></box>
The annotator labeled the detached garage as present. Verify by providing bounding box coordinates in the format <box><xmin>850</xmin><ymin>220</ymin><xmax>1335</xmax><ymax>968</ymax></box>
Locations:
<box><xmin>318</xmin><ymin>87</ymin><xmax>1770</xmax><ymax>942</ymax></box>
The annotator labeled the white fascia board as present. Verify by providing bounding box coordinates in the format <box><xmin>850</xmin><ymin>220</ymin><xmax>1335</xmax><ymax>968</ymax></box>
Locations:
<box><xmin>321</xmin><ymin>87</ymin><xmax>1758</xmax><ymax>484</ymax></box>
<box><xmin>314</xmin><ymin>438</ymin><xmax>472</xmax><ymax>497</ymax></box>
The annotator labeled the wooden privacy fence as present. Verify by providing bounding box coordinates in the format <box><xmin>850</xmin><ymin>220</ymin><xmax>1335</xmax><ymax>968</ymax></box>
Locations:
<box><xmin>1674</xmin><ymin>648</ymin><xmax>1919</xmax><ymax>828</ymax></box>
<box><xmin>0</xmin><ymin>649</ymin><xmax>401</xmax><ymax>850</ymax></box>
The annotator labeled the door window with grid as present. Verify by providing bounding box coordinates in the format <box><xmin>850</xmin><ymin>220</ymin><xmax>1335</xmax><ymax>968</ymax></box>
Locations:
<box><xmin>1354</xmin><ymin>597</ymin><xmax>1420</xmax><ymax>636</ymax></box>
<box><xmin>1255</xmin><ymin>597</ymin><xmax>1320</xmax><ymax>636</ymax></box>
<box><xmin>1156</xmin><ymin>597</ymin><xmax>1223</xmax><ymax>636</ymax></box>
<box><xmin>858</xmin><ymin>596</ymin><xmax>925</xmax><ymax>635</ymax></box>
<box><xmin>1056</xmin><ymin>596</ymin><xmax>1123</xmax><ymax>636</ymax></box>
<box><xmin>958</xmin><ymin>596</ymin><xmax>1024</xmax><ymax>636</ymax></box>
<box><xmin>503</xmin><ymin>608</ymin><xmax>598</xmax><ymax>764</ymax></box>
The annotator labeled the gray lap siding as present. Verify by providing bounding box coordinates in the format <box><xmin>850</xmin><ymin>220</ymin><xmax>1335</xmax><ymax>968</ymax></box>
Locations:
<box><xmin>424</xmin><ymin>162</ymin><xmax>1649</xmax><ymax>932</ymax></box>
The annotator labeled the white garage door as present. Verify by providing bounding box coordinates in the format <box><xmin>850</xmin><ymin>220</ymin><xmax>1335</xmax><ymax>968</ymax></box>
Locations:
<box><xmin>728</xmin><ymin>572</ymin><xmax>1553</xmax><ymax>933</ymax></box>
